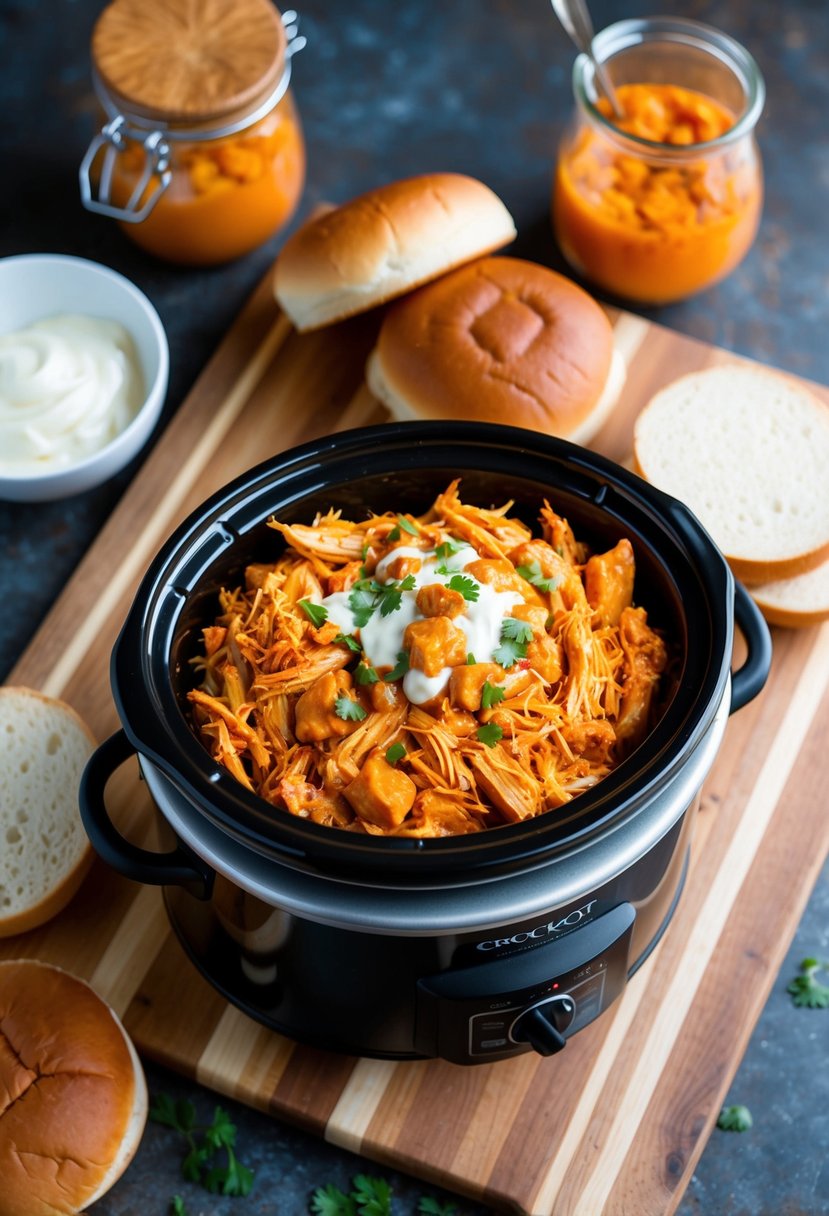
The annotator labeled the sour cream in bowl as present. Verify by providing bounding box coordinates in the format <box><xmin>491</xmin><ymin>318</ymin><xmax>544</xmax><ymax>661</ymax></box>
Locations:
<box><xmin>0</xmin><ymin>255</ymin><xmax>168</xmax><ymax>501</ymax></box>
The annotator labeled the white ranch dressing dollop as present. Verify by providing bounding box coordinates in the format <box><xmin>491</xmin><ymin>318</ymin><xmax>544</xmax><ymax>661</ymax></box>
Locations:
<box><xmin>0</xmin><ymin>313</ymin><xmax>144</xmax><ymax>473</ymax></box>
<box><xmin>319</xmin><ymin>541</ymin><xmax>523</xmax><ymax>706</ymax></box>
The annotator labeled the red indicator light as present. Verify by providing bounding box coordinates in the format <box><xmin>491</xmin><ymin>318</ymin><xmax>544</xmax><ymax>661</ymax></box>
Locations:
<box><xmin>552</xmin><ymin>982</ymin><xmax>559</xmax><ymax>989</ymax></box>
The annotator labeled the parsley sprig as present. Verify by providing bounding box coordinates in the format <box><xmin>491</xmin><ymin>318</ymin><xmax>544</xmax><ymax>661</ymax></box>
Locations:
<box><xmin>477</xmin><ymin>722</ymin><xmax>504</xmax><ymax>748</ymax></box>
<box><xmin>387</xmin><ymin>515</ymin><xmax>420</xmax><ymax>541</ymax></box>
<box><xmin>309</xmin><ymin>1175</ymin><xmax>459</xmax><ymax>1216</ymax></box>
<box><xmin>348</xmin><ymin>576</ymin><xmax>417</xmax><ymax>626</ymax></box>
<box><xmin>716</xmin><ymin>1104</ymin><xmax>752</xmax><ymax>1132</ymax></box>
<box><xmin>481</xmin><ymin>680</ymin><xmax>506</xmax><ymax>710</ymax></box>
<box><xmin>787</xmin><ymin>956</ymin><xmax>829</xmax><ymax>1008</ymax></box>
<box><xmin>446</xmin><ymin>574</ymin><xmax>479</xmax><ymax>602</ymax></box>
<box><xmin>493</xmin><ymin>617</ymin><xmax>533</xmax><ymax>668</ymax></box>
<box><xmin>384</xmin><ymin>650</ymin><xmax>410</xmax><ymax>682</ymax></box>
<box><xmin>334</xmin><ymin>693</ymin><xmax>367</xmax><ymax>722</ymax></box>
<box><xmin>150</xmin><ymin>1094</ymin><xmax>254</xmax><ymax>1198</ymax></box>
<box><xmin>517</xmin><ymin>560</ymin><xmax>560</xmax><ymax>594</ymax></box>
<box><xmin>299</xmin><ymin>600</ymin><xmax>329</xmax><ymax>628</ymax></box>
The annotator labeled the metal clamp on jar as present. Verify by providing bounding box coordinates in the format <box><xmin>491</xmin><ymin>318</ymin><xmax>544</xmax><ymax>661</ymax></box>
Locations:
<box><xmin>80</xmin><ymin>0</ymin><xmax>306</xmax><ymax>265</ymax></box>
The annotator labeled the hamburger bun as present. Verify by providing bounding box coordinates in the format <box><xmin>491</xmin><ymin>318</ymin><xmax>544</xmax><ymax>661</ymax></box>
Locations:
<box><xmin>633</xmin><ymin>365</ymin><xmax>829</xmax><ymax>585</ymax></box>
<box><xmin>0</xmin><ymin>959</ymin><xmax>148</xmax><ymax>1216</ymax></box>
<box><xmin>0</xmin><ymin>687</ymin><xmax>95</xmax><ymax>938</ymax></box>
<box><xmin>274</xmin><ymin>173</ymin><xmax>516</xmax><ymax>331</ymax></box>
<box><xmin>366</xmin><ymin>256</ymin><xmax>625</xmax><ymax>442</ymax></box>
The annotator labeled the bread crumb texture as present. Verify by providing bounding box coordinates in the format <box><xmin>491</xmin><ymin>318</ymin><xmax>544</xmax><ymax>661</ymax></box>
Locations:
<box><xmin>634</xmin><ymin>365</ymin><xmax>829</xmax><ymax>564</ymax></box>
<box><xmin>0</xmin><ymin>689</ymin><xmax>94</xmax><ymax>924</ymax></box>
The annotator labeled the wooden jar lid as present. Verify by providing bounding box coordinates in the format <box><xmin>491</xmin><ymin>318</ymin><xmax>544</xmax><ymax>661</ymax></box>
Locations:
<box><xmin>92</xmin><ymin>0</ymin><xmax>288</xmax><ymax>125</ymax></box>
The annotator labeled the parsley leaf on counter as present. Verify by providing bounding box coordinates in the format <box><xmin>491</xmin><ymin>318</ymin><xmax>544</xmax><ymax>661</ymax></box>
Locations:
<box><xmin>310</xmin><ymin>1182</ymin><xmax>357</xmax><ymax>1216</ymax></box>
<box><xmin>716</xmin><ymin>1104</ymin><xmax>753</xmax><ymax>1132</ymax></box>
<box><xmin>299</xmin><ymin>600</ymin><xmax>328</xmax><ymax>628</ymax></box>
<box><xmin>150</xmin><ymin>1095</ymin><xmax>255</xmax><ymax>1198</ymax></box>
<box><xmin>787</xmin><ymin>956</ymin><xmax>829</xmax><ymax>1008</ymax></box>
<box><xmin>447</xmin><ymin>574</ymin><xmax>479</xmax><ymax>602</ymax></box>
<box><xmin>418</xmin><ymin>1200</ymin><xmax>458</xmax><ymax>1216</ymax></box>
<box><xmin>170</xmin><ymin>1198</ymin><xmax>189</xmax><ymax>1216</ymax></box>
<box><xmin>517</xmin><ymin>560</ymin><xmax>559</xmax><ymax>593</ymax></box>
<box><xmin>477</xmin><ymin>723</ymin><xmax>504</xmax><ymax>748</ymax></box>
<box><xmin>309</xmin><ymin>1175</ymin><xmax>391</xmax><ymax>1216</ymax></box>
<box><xmin>385</xmin><ymin>742</ymin><xmax>407</xmax><ymax>765</ymax></box>
<box><xmin>481</xmin><ymin>680</ymin><xmax>506</xmax><ymax>710</ymax></box>
<box><xmin>334</xmin><ymin>694</ymin><xmax>367</xmax><ymax>722</ymax></box>
<box><xmin>384</xmin><ymin>650</ymin><xmax>410</xmax><ymax>681</ymax></box>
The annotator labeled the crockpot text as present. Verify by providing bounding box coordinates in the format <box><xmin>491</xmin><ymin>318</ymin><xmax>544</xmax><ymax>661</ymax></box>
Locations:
<box><xmin>476</xmin><ymin>901</ymin><xmax>598</xmax><ymax>951</ymax></box>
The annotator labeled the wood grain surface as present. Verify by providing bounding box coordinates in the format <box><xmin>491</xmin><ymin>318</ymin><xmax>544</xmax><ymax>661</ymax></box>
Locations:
<box><xmin>3</xmin><ymin>262</ymin><xmax>829</xmax><ymax>1216</ymax></box>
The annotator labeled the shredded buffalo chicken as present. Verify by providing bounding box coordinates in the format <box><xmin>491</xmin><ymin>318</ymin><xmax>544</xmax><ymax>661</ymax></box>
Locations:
<box><xmin>188</xmin><ymin>482</ymin><xmax>669</xmax><ymax>837</ymax></box>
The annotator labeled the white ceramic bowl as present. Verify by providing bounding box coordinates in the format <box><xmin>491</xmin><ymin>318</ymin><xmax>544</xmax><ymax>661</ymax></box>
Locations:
<box><xmin>0</xmin><ymin>254</ymin><xmax>169</xmax><ymax>501</ymax></box>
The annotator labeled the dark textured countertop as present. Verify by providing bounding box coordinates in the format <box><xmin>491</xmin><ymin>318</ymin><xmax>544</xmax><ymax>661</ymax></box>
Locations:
<box><xmin>2</xmin><ymin>0</ymin><xmax>828</xmax><ymax>1213</ymax></box>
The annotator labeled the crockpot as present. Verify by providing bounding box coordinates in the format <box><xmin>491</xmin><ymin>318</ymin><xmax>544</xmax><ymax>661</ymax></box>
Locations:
<box><xmin>80</xmin><ymin>423</ymin><xmax>771</xmax><ymax>1064</ymax></box>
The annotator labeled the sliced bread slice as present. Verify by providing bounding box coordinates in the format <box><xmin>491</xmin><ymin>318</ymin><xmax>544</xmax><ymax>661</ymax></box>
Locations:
<box><xmin>633</xmin><ymin>365</ymin><xmax>829</xmax><ymax>585</ymax></box>
<box><xmin>750</xmin><ymin>558</ymin><xmax>829</xmax><ymax>628</ymax></box>
<box><xmin>0</xmin><ymin>687</ymin><xmax>96</xmax><ymax>937</ymax></box>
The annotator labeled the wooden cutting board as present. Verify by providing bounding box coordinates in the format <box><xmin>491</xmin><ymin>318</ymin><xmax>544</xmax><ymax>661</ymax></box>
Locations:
<box><xmin>4</xmin><ymin>263</ymin><xmax>829</xmax><ymax>1216</ymax></box>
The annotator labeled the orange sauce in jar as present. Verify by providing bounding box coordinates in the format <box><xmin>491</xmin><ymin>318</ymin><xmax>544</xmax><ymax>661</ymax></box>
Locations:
<box><xmin>83</xmin><ymin>0</ymin><xmax>306</xmax><ymax>266</ymax></box>
<box><xmin>553</xmin><ymin>82</ymin><xmax>763</xmax><ymax>304</ymax></box>
<box><xmin>110</xmin><ymin>96</ymin><xmax>305</xmax><ymax>266</ymax></box>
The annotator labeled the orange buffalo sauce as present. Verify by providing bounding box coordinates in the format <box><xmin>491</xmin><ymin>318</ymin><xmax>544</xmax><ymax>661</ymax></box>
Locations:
<box><xmin>110</xmin><ymin>98</ymin><xmax>305</xmax><ymax>266</ymax></box>
<box><xmin>553</xmin><ymin>82</ymin><xmax>762</xmax><ymax>304</ymax></box>
<box><xmin>83</xmin><ymin>0</ymin><xmax>306</xmax><ymax>266</ymax></box>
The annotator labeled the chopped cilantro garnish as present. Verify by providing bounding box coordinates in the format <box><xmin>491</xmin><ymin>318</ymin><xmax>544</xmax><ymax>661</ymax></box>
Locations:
<box><xmin>481</xmin><ymin>680</ymin><xmax>506</xmax><ymax>710</ymax></box>
<box><xmin>447</xmin><ymin>574</ymin><xmax>479</xmax><ymax>602</ymax></box>
<box><xmin>493</xmin><ymin>616</ymin><xmax>532</xmax><ymax>667</ymax></box>
<box><xmin>477</xmin><ymin>723</ymin><xmax>504</xmax><ymax>748</ymax></box>
<box><xmin>517</xmin><ymin>560</ymin><xmax>560</xmax><ymax>594</ymax></box>
<box><xmin>378</xmin><ymin>574</ymin><xmax>416</xmax><ymax>617</ymax></box>
<box><xmin>397</xmin><ymin>516</ymin><xmax>420</xmax><ymax>536</ymax></box>
<box><xmin>385</xmin><ymin>742</ymin><xmax>407</xmax><ymax>765</ymax></box>
<box><xmin>384</xmin><ymin>650</ymin><xmax>410</xmax><ymax>681</ymax></box>
<box><xmin>501</xmin><ymin>617</ymin><xmax>534</xmax><ymax>644</ymax></box>
<box><xmin>299</xmin><ymin>600</ymin><xmax>328</xmax><ymax>629</ymax></box>
<box><xmin>354</xmin><ymin>661</ymin><xmax>379</xmax><ymax>685</ymax></box>
<box><xmin>334</xmin><ymin>694</ymin><xmax>367</xmax><ymax>722</ymax></box>
<box><xmin>333</xmin><ymin>633</ymin><xmax>361</xmax><ymax>652</ymax></box>
<box><xmin>435</xmin><ymin>537</ymin><xmax>464</xmax><ymax>561</ymax></box>
<box><xmin>467</xmin><ymin>652</ymin><xmax>477</xmax><ymax>665</ymax></box>
<box><xmin>348</xmin><ymin>585</ymin><xmax>377</xmax><ymax>628</ymax></box>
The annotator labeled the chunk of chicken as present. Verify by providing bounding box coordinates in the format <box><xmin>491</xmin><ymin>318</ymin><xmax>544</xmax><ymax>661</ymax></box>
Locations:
<box><xmin>560</xmin><ymin>719</ymin><xmax>616</xmax><ymax>763</ymax></box>
<box><xmin>344</xmin><ymin>749</ymin><xmax>417</xmax><ymax>829</ymax></box>
<box><xmin>507</xmin><ymin>540</ymin><xmax>587</xmax><ymax>612</ymax></box>
<box><xmin>276</xmin><ymin>776</ymin><xmax>354</xmax><ymax>827</ymax></box>
<box><xmin>404</xmin><ymin>616</ymin><xmax>468</xmax><ymax>677</ymax></box>
<box><xmin>416</xmin><ymin>583</ymin><xmax>466</xmax><ymax>619</ymax></box>
<box><xmin>385</xmin><ymin>554</ymin><xmax>423</xmax><ymax>581</ymax></box>
<box><xmin>409</xmin><ymin>790</ymin><xmax>484</xmax><ymax>836</ymax></box>
<box><xmin>449</xmin><ymin>662</ymin><xmax>503</xmax><ymax>712</ymax></box>
<box><xmin>326</xmin><ymin>560</ymin><xmax>364</xmax><ymax>595</ymax></box>
<box><xmin>525</xmin><ymin>634</ymin><xmax>563</xmax><ymax>684</ymax></box>
<box><xmin>464</xmin><ymin>558</ymin><xmax>544</xmax><ymax>605</ymax></box>
<box><xmin>294</xmin><ymin>670</ymin><xmax>363</xmax><ymax>743</ymax></box>
<box><xmin>584</xmin><ymin>539</ymin><xmax>635</xmax><ymax>627</ymax></box>
<box><xmin>615</xmin><ymin>607</ymin><xmax>668</xmax><ymax>750</ymax></box>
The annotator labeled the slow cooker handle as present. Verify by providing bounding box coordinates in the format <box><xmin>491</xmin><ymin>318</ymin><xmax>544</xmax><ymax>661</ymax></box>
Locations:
<box><xmin>80</xmin><ymin>730</ymin><xmax>215</xmax><ymax>899</ymax></box>
<box><xmin>730</xmin><ymin>583</ymin><xmax>773</xmax><ymax>714</ymax></box>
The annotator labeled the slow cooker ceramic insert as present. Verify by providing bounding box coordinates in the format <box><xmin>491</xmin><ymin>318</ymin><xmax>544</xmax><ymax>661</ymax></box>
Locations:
<box><xmin>81</xmin><ymin>423</ymin><xmax>771</xmax><ymax>1064</ymax></box>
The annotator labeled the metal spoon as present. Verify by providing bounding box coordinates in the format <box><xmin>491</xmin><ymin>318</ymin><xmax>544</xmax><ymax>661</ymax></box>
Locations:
<box><xmin>550</xmin><ymin>0</ymin><xmax>625</xmax><ymax>121</ymax></box>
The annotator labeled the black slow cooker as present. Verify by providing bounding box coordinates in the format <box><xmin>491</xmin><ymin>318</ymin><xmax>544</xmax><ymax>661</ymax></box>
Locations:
<box><xmin>80</xmin><ymin>423</ymin><xmax>771</xmax><ymax>1064</ymax></box>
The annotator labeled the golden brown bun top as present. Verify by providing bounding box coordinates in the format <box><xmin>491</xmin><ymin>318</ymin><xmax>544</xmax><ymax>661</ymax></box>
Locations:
<box><xmin>274</xmin><ymin>173</ymin><xmax>517</xmax><ymax>330</ymax></box>
<box><xmin>0</xmin><ymin>960</ymin><xmax>142</xmax><ymax>1216</ymax></box>
<box><xmin>371</xmin><ymin>257</ymin><xmax>615</xmax><ymax>434</ymax></box>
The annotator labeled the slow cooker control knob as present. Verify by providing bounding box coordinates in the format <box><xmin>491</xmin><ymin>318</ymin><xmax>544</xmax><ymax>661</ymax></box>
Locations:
<box><xmin>511</xmin><ymin>994</ymin><xmax>576</xmax><ymax>1056</ymax></box>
